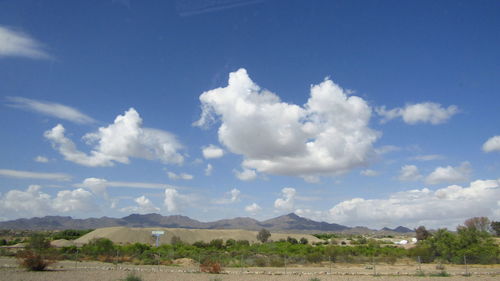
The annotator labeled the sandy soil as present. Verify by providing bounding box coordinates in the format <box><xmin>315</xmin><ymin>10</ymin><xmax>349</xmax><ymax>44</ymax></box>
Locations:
<box><xmin>74</xmin><ymin>227</ymin><xmax>323</xmax><ymax>246</ymax></box>
<box><xmin>1</xmin><ymin>257</ymin><xmax>498</xmax><ymax>281</ymax></box>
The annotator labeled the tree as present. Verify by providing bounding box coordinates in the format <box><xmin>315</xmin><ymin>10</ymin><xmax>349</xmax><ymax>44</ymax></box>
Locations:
<box><xmin>415</xmin><ymin>226</ymin><xmax>431</xmax><ymax>241</ymax></box>
<box><xmin>170</xmin><ymin>235</ymin><xmax>182</xmax><ymax>245</ymax></box>
<box><xmin>464</xmin><ymin>217</ymin><xmax>491</xmax><ymax>232</ymax></box>
<box><xmin>491</xmin><ymin>221</ymin><xmax>500</xmax><ymax>236</ymax></box>
<box><xmin>257</xmin><ymin>229</ymin><xmax>271</xmax><ymax>243</ymax></box>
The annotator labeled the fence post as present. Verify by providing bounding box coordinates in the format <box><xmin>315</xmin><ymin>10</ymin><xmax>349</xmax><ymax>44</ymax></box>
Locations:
<box><xmin>417</xmin><ymin>256</ymin><xmax>422</xmax><ymax>272</ymax></box>
<box><xmin>464</xmin><ymin>255</ymin><xmax>468</xmax><ymax>276</ymax></box>
<box><xmin>75</xmin><ymin>249</ymin><xmax>78</xmax><ymax>269</ymax></box>
<box><xmin>240</xmin><ymin>255</ymin><xmax>243</xmax><ymax>274</ymax></box>
<box><xmin>157</xmin><ymin>252</ymin><xmax>160</xmax><ymax>272</ymax></box>
<box><xmin>115</xmin><ymin>250</ymin><xmax>119</xmax><ymax>270</ymax></box>
<box><xmin>372</xmin><ymin>256</ymin><xmax>376</xmax><ymax>276</ymax></box>
<box><xmin>329</xmin><ymin>255</ymin><xmax>332</xmax><ymax>275</ymax></box>
<box><xmin>284</xmin><ymin>255</ymin><xmax>287</xmax><ymax>275</ymax></box>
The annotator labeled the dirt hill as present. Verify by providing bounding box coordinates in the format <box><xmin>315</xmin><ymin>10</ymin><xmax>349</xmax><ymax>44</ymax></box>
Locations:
<box><xmin>74</xmin><ymin>227</ymin><xmax>323</xmax><ymax>246</ymax></box>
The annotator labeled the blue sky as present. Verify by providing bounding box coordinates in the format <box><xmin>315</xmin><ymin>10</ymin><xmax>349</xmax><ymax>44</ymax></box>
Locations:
<box><xmin>0</xmin><ymin>0</ymin><xmax>499</xmax><ymax>229</ymax></box>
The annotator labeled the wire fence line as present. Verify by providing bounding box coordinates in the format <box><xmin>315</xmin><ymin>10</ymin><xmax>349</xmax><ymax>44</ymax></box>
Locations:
<box><xmin>65</xmin><ymin>251</ymin><xmax>498</xmax><ymax>277</ymax></box>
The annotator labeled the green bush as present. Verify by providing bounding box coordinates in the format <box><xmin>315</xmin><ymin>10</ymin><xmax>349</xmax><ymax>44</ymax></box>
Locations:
<box><xmin>52</xmin><ymin>229</ymin><xmax>93</xmax><ymax>240</ymax></box>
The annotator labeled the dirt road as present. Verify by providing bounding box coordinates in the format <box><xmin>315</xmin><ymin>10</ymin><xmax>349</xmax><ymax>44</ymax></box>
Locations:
<box><xmin>1</xmin><ymin>257</ymin><xmax>498</xmax><ymax>281</ymax></box>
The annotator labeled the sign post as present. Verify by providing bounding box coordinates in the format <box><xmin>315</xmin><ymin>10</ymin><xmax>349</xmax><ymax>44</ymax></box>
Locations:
<box><xmin>151</xmin><ymin>230</ymin><xmax>165</xmax><ymax>247</ymax></box>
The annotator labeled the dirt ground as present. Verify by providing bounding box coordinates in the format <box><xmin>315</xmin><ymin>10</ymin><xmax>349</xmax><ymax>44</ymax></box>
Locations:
<box><xmin>1</xmin><ymin>257</ymin><xmax>498</xmax><ymax>281</ymax></box>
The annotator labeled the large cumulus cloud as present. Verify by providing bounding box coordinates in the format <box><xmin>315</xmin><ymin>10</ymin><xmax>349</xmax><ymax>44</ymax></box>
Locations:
<box><xmin>194</xmin><ymin>68</ymin><xmax>380</xmax><ymax>179</ymax></box>
<box><xmin>329</xmin><ymin>179</ymin><xmax>500</xmax><ymax>229</ymax></box>
<box><xmin>45</xmin><ymin>108</ymin><xmax>184</xmax><ymax>167</ymax></box>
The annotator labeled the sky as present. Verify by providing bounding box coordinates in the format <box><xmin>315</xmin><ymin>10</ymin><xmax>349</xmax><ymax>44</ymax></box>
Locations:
<box><xmin>0</xmin><ymin>0</ymin><xmax>499</xmax><ymax>230</ymax></box>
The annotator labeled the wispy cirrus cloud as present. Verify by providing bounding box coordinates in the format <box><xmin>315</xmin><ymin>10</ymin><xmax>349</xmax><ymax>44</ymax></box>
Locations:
<box><xmin>0</xmin><ymin>25</ymin><xmax>51</xmax><ymax>59</ymax></box>
<box><xmin>0</xmin><ymin>169</ymin><xmax>71</xmax><ymax>181</ymax></box>
<box><xmin>6</xmin><ymin>97</ymin><xmax>95</xmax><ymax>124</ymax></box>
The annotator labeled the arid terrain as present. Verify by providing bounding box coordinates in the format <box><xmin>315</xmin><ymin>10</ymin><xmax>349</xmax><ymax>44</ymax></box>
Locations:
<box><xmin>1</xmin><ymin>257</ymin><xmax>499</xmax><ymax>281</ymax></box>
<box><xmin>72</xmin><ymin>226</ymin><xmax>323</xmax><ymax>246</ymax></box>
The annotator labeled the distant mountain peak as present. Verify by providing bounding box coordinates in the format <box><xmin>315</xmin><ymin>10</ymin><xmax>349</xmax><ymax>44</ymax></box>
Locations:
<box><xmin>0</xmin><ymin>212</ymin><xmax>351</xmax><ymax>232</ymax></box>
<box><xmin>381</xmin><ymin>226</ymin><xmax>414</xmax><ymax>233</ymax></box>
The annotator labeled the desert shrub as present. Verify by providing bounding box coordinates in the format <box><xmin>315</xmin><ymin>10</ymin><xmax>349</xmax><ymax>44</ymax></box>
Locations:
<box><xmin>287</xmin><ymin>237</ymin><xmax>298</xmax><ymax>244</ymax></box>
<box><xmin>200</xmin><ymin>261</ymin><xmax>222</xmax><ymax>273</ymax></box>
<box><xmin>209</xmin><ymin>239</ymin><xmax>224</xmax><ymax>249</ymax></box>
<box><xmin>309</xmin><ymin>278</ymin><xmax>322</xmax><ymax>281</ymax></box>
<box><xmin>253</xmin><ymin>256</ymin><xmax>267</xmax><ymax>267</ymax></box>
<box><xmin>429</xmin><ymin>270</ymin><xmax>450</xmax><ymax>277</ymax></box>
<box><xmin>17</xmin><ymin>250</ymin><xmax>53</xmax><ymax>271</ymax></box>
<box><xmin>122</xmin><ymin>272</ymin><xmax>142</xmax><ymax>281</ymax></box>
<box><xmin>306</xmin><ymin>252</ymin><xmax>323</xmax><ymax>263</ymax></box>
<box><xmin>236</xmin><ymin>240</ymin><xmax>250</xmax><ymax>247</ymax></box>
<box><xmin>299</xmin><ymin>237</ymin><xmax>308</xmax><ymax>245</ymax></box>
<box><xmin>225</xmin><ymin>238</ymin><xmax>236</xmax><ymax>247</ymax></box>
<box><xmin>17</xmin><ymin>233</ymin><xmax>54</xmax><ymax>271</ymax></box>
<box><xmin>269</xmin><ymin>255</ymin><xmax>284</xmax><ymax>267</ymax></box>
<box><xmin>193</xmin><ymin>240</ymin><xmax>209</xmax><ymax>248</ymax></box>
<box><xmin>81</xmin><ymin>238</ymin><xmax>115</xmax><ymax>257</ymax></box>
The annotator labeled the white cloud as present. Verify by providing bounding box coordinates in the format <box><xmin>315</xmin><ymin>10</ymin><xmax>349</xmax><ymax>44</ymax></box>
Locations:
<box><xmin>194</xmin><ymin>68</ymin><xmax>380</xmax><ymax>179</ymax></box>
<box><xmin>377</xmin><ymin>102</ymin><xmax>458</xmax><ymax>125</ymax></box>
<box><xmin>482</xmin><ymin>136</ymin><xmax>500</xmax><ymax>153</ymax></box>
<box><xmin>202</xmin><ymin>145</ymin><xmax>224</xmax><ymax>159</ymax></box>
<box><xmin>0</xmin><ymin>26</ymin><xmax>51</xmax><ymax>59</ymax></box>
<box><xmin>76</xmin><ymin>178</ymin><xmax>169</xmax><ymax>198</ymax></box>
<box><xmin>230</xmin><ymin>188</ymin><xmax>241</xmax><ymax>202</ymax></box>
<box><xmin>205</xmin><ymin>163</ymin><xmax>213</xmax><ymax>176</ymax></box>
<box><xmin>52</xmin><ymin>188</ymin><xmax>95</xmax><ymax>213</ymax></box>
<box><xmin>7</xmin><ymin>97</ymin><xmax>95</xmax><ymax>124</ymax></box>
<box><xmin>164</xmin><ymin>188</ymin><xmax>180</xmax><ymax>212</ymax></box>
<box><xmin>77</xmin><ymin>178</ymin><xmax>109</xmax><ymax>198</ymax></box>
<box><xmin>274</xmin><ymin>187</ymin><xmax>296</xmax><ymax>211</ymax></box>
<box><xmin>214</xmin><ymin>188</ymin><xmax>241</xmax><ymax>204</ymax></box>
<box><xmin>411</xmin><ymin>154</ymin><xmax>444</xmax><ymax>161</ymax></box>
<box><xmin>120</xmin><ymin>195</ymin><xmax>160</xmax><ymax>214</ymax></box>
<box><xmin>425</xmin><ymin>162</ymin><xmax>471</xmax><ymax>185</ymax></box>
<box><xmin>0</xmin><ymin>169</ymin><xmax>71</xmax><ymax>181</ymax></box>
<box><xmin>167</xmin><ymin>171</ymin><xmax>194</xmax><ymax>181</ymax></box>
<box><xmin>398</xmin><ymin>165</ymin><xmax>422</xmax><ymax>181</ymax></box>
<box><xmin>361</xmin><ymin>169</ymin><xmax>378</xmax><ymax>177</ymax></box>
<box><xmin>234</xmin><ymin>168</ymin><xmax>257</xmax><ymax>181</ymax></box>
<box><xmin>295</xmin><ymin>208</ymin><xmax>325</xmax><ymax>221</ymax></box>
<box><xmin>328</xmin><ymin>179</ymin><xmax>500</xmax><ymax>229</ymax></box>
<box><xmin>34</xmin><ymin>156</ymin><xmax>49</xmax><ymax>163</ymax></box>
<box><xmin>245</xmin><ymin>202</ymin><xmax>261</xmax><ymax>213</ymax></box>
<box><xmin>45</xmin><ymin>108</ymin><xmax>184</xmax><ymax>167</ymax></box>
<box><xmin>0</xmin><ymin>185</ymin><xmax>96</xmax><ymax>219</ymax></box>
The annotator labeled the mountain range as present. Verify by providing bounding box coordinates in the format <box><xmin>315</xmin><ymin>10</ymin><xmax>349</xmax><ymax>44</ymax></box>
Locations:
<box><xmin>0</xmin><ymin>213</ymin><xmax>413</xmax><ymax>233</ymax></box>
